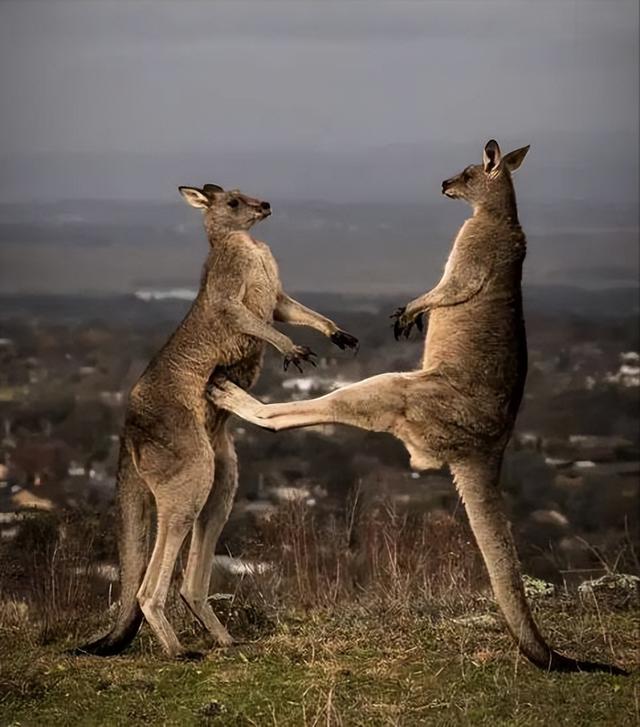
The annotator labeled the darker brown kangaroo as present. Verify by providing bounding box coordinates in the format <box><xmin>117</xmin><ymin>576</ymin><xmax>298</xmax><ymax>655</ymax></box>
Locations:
<box><xmin>77</xmin><ymin>184</ymin><xmax>358</xmax><ymax>658</ymax></box>
<box><xmin>210</xmin><ymin>143</ymin><xmax>627</xmax><ymax>675</ymax></box>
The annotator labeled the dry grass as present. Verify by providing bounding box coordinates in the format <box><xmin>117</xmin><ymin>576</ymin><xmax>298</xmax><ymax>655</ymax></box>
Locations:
<box><xmin>0</xmin><ymin>500</ymin><xmax>637</xmax><ymax>725</ymax></box>
<box><xmin>0</xmin><ymin>508</ymin><xmax>116</xmax><ymax>646</ymax></box>
<box><xmin>238</xmin><ymin>495</ymin><xmax>485</xmax><ymax>611</ymax></box>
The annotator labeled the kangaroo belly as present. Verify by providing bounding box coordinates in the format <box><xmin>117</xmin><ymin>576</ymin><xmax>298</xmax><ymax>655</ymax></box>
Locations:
<box><xmin>424</xmin><ymin>299</ymin><xmax>525</xmax><ymax>396</ymax></box>
<box><xmin>419</xmin><ymin>296</ymin><xmax>527</xmax><ymax>453</ymax></box>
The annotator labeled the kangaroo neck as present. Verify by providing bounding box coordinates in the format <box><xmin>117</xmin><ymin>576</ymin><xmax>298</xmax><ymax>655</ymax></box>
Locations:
<box><xmin>473</xmin><ymin>188</ymin><xmax>519</xmax><ymax>226</ymax></box>
<box><xmin>203</xmin><ymin>217</ymin><xmax>255</xmax><ymax>245</ymax></box>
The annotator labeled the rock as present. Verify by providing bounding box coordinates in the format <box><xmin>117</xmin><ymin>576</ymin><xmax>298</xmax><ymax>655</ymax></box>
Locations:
<box><xmin>578</xmin><ymin>573</ymin><xmax>640</xmax><ymax>609</ymax></box>
<box><xmin>522</xmin><ymin>575</ymin><xmax>556</xmax><ymax>599</ymax></box>
<box><xmin>452</xmin><ymin>614</ymin><xmax>500</xmax><ymax>629</ymax></box>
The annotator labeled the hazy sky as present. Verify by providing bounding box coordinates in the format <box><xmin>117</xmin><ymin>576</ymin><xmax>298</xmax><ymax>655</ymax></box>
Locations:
<box><xmin>0</xmin><ymin>0</ymin><xmax>638</xmax><ymax>203</ymax></box>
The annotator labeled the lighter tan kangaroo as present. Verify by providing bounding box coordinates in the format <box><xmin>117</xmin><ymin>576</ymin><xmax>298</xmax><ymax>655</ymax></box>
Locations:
<box><xmin>78</xmin><ymin>184</ymin><xmax>358</xmax><ymax>658</ymax></box>
<box><xmin>210</xmin><ymin>142</ymin><xmax>626</xmax><ymax>675</ymax></box>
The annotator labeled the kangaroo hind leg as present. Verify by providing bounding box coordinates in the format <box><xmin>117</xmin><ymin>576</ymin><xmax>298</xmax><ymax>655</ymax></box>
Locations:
<box><xmin>211</xmin><ymin>372</ymin><xmax>413</xmax><ymax>433</ymax></box>
<box><xmin>450</xmin><ymin>457</ymin><xmax>626</xmax><ymax>673</ymax></box>
<box><xmin>137</xmin><ymin>460</ymin><xmax>214</xmax><ymax>659</ymax></box>
<box><xmin>180</xmin><ymin>428</ymin><xmax>238</xmax><ymax>646</ymax></box>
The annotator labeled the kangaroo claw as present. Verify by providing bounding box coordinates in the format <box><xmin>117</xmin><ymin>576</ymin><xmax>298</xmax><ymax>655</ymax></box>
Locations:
<box><xmin>391</xmin><ymin>306</ymin><xmax>411</xmax><ymax>340</ymax></box>
<box><xmin>391</xmin><ymin>305</ymin><xmax>426</xmax><ymax>340</ymax></box>
<box><xmin>284</xmin><ymin>346</ymin><xmax>317</xmax><ymax>373</ymax></box>
<box><xmin>393</xmin><ymin>319</ymin><xmax>402</xmax><ymax>341</ymax></box>
<box><xmin>330</xmin><ymin>330</ymin><xmax>359</xmax><ymax>351</ymax></box>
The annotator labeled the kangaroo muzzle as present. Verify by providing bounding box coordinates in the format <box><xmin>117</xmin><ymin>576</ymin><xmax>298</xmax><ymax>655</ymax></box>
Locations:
<box><xmin>442</xmin><ymin>178</ymin><xmax>456</xmax><ymax>196</ymax></box>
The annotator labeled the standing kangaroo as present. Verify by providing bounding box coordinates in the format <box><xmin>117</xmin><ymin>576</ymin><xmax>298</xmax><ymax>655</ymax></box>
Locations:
<box><xmin>79</xmin><ymin>184</ymin><xmax>358</xmax><ymax>658</ymax></box>
<box><xmin>210</xmin><ymin>142</ymin><xmax>626</xmax><ymax>675</ymax></box>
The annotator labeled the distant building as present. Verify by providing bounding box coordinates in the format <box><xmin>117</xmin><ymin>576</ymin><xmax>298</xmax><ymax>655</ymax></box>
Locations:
<box><xmin>604</xmin><ymin>351</ymin><xmax>640</xmax><ymax>387</ymax></box>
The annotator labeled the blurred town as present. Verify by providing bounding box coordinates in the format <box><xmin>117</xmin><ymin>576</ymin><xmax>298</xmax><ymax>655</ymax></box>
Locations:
<box><xmin>0</xmin><ymin>287</ymin><xmax>638</xmax><ymax>583</ymax></box>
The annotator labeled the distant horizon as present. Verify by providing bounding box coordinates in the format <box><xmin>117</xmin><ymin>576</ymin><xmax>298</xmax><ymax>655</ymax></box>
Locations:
<box><xmin>0</xmin><ymin>280</ymin><xmax>638</xmax><ymax>300</ymax></box>
<box><xmin>0</xmin><ymin>191</ymin><xmax>637</xmax><ymax>296</ymax></box>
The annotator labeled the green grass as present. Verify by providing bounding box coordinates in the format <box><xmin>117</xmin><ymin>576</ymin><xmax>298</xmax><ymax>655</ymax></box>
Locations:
<box><xmin>1</xmin><ymin>603</ymin><xmax>637</xmax><ymax>726</ymax></box>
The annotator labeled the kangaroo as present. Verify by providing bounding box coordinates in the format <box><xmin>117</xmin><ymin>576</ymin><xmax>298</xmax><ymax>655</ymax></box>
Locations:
<box><xmin>78</xmin><ymin>184</ymin><xmax>358</xmax><ymax>658</ymax></box>
<box><xmin>209</xmin><ymin>142</ymin><xmax>627</xmax><ymax>675</ymax></box>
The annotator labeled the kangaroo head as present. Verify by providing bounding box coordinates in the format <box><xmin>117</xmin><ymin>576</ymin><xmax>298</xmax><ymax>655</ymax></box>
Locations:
<box><xmin>442</xmin><ymin>140</ymin><xmax>530</xmax><ymax>214</ymax></box>
<box><xmin>178</xmin><ymin>184</ymin><xmax>271</xmax><ymax>233</ymax></box>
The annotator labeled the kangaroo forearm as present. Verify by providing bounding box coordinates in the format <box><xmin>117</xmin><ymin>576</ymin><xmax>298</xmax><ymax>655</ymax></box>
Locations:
<box><xmin>406</xmin><ymin>276</ymin><xmax>485</xmax><ymax>315</ymax></box>
<box><xmin>274</xmin><ymin>294</ymin><xmax>336</xmax><ymax>337</ymax></box>
<box><xmin>222</xmin><ymin>300</ymin><xmax>293</xmax><ymax>354</ymax></box>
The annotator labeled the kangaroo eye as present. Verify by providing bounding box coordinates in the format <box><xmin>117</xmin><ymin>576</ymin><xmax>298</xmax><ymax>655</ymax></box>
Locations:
<box><xmin>462</xmin><ymin>169</ymin><xmax>472</xmax><ymax>182</ymax></box>
<box><xmin>228</xmin><ymin>199</ymin><xmax>239</xmax><ymax>209</ymax></box>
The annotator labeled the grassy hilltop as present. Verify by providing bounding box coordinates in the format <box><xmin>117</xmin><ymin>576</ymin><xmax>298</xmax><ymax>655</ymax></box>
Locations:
<box><xmin>1</xmin><ymin>606</ymin><xmax>638</xmax><ymax>726</ymax></box>
<box><xmin>0</xmin><ymin>507</ymin><xmax>637</xmax><ymax>726</ymax></box>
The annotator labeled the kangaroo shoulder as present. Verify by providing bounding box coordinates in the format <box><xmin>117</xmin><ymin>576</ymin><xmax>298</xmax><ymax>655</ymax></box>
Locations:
<box><xmin>452</xmin><ymin>218</ymin><xmax>486</xmax><ymax>251</ymax></box>
<box><xmin>251</xmin><ymin>236</ymin><xmax>275</xmax><ymax>258</ymax></box>
<box><xmin>462</xmin><ymin>216</ymin><xmax>496</xmax><ymax>239</ymax></box>
<box><xmin>458</xmin><ymin>216</ymin><xmax>518</xmax><ymax>260</ymax></box>
<box><xmin>249</xmin><ymin>237</ymin><xmax>280</xmax><ymax>275</ymax></box>
<box><xmin>449</xmin><ymin>218</ymin><xmax>488</xmax><ymax>262</ymax></box>
<box><xmin>213</xmin><ymin>232</ymin><xmax>263</xmax><ymax>268</ymax></box>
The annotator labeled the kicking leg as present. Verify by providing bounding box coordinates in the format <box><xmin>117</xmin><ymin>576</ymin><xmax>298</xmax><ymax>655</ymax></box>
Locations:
<box><xmin>210</xmin><ymin>372</ymin><xmax>415</xmax><ymax>433</ymax></box>
<box><xmin>180</xmin><ymin>427</ymin><xmax>238</xmax><ymax>646</ymax></box>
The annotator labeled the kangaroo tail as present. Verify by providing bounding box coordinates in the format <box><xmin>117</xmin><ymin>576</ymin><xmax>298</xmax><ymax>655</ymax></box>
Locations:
<box><xmin>75</xmin><ymin>448</ymin><xmax>151</xmax><ymax>656</ymax></box>
<box><xmin>452</xmin><ymin>459</ymin><xmax>628</xmax><ymax>676</ymax></box>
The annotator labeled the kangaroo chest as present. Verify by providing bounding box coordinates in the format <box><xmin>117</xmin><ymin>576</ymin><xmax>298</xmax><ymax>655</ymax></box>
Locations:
<box><xmin>207</xmin><ymin>241</ymin><xmax>280</xmax><ymax>398</ymax></box>
<box><xmin>243</xmin><ymin>241</ymin><xmax>280</xmax><ymax>320</ymax></box>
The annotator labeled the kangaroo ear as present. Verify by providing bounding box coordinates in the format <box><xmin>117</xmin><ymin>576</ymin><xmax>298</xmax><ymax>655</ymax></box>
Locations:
<box><xmin>178</xmin><ymin>186</ymin><xmax>210</xmax><ymax>209</ymax></box>
<box><xmin>503</xmin><ymin>145</ymin><xmax>530</xmax><ymax>173</ymax></box>
<box><xmin>202</xmin><ymin>183</ymin><xmax>224</xmax><ymax>196</ymax></box>
<box><xmin>483</xmin><ymin>139</ymin><xmax>502</xmax><ymax>173</ymax></box>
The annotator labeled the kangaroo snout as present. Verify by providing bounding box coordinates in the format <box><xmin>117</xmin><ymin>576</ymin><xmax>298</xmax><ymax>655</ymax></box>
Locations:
<box><xmin>442</xmin><ymin>178</ymin><xmax>455</xmax><ymax>196</ymax></box>
<box><xmin>259</xmin><ymin>201</ymin><xmax>272</xmax><ymax>217</ymax></box>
